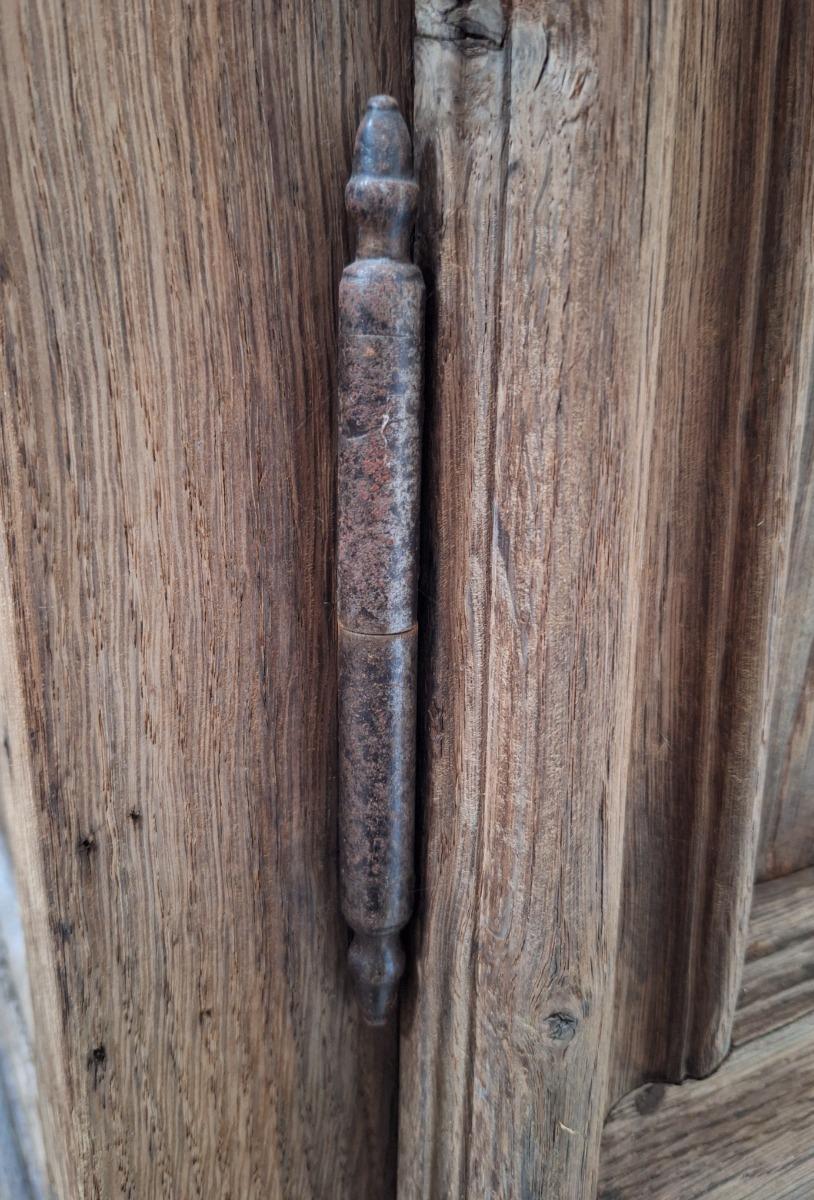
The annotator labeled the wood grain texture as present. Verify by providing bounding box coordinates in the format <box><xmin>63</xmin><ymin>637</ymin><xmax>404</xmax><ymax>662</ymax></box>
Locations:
<box><xmin>599</xmin><ymin>1009</ymin><xmax>814</xmax><ymax>1200</ymax></box>
<box><xmin>609</xmin><ymin>0</ymin><xmax>811</xmax><ymax>1092</ymax></box>
<box><xmin>753</xmin><ymin>0</ymin><xmax>814</xmax><ymax>883</ymax></box>
<box><xmin>403</xmin><ymin>1</ymin><xmax>655</xmax><ymax>1195</ymax></box>
<box><xmin>402</xmin><ymin>2</ymin><xmax>812</xmax><ymax>1195</ymax></box>
<box><xmin>0</xmin><ymin>3</ymin><xmax>410</xmax><ymax>1197</ymax></box>
<box><xmin>600</xmin><ymin>872</ymin><xmax>814</xmax><ymax>1199</ymax></box>
<box><xmin>733</xmin><ymin>867</ymin><xmax>814</xmax><ymax>1047</ymax></box>
<box><xmin>756</xmin><ymin>444</ymin><xmax>814</xmax><ymax>872</ymax></box>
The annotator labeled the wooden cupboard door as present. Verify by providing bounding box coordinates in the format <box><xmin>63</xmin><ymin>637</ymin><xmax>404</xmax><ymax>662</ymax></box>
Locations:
<box><xmin>0</xmin><ymin>2</ymin><xmax>410</xmax><ymax>1196</ymax></box>
<box><xmin>2</xmin><ymin>1</ymin><xmax>813</xmax><ymax>1198</ymax></box>
<box><xmin>400</xmin><ymin>2</ymin><xmax>814</xmax><ymax>1197</ymax></box>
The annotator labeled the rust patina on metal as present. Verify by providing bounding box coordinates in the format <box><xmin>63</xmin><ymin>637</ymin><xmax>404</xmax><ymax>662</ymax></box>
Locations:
<box><xmin>337</xmin><ymin>96</ymin><xmax>424</xmax><ymax>1025</ymax></box>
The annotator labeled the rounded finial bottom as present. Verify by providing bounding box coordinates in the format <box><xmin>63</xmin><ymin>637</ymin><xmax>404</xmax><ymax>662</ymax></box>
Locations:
<box><xmin>348</xmin><ymin>931</ymin><xmax>405</xmax><ymax>1026</ymax></box>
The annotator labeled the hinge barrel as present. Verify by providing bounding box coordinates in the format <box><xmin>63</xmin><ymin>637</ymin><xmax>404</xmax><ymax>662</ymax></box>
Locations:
<box><xmin>337</xmin><ymin>96</ymin><xmax>424</xmax><ymax>1024</ymax></box>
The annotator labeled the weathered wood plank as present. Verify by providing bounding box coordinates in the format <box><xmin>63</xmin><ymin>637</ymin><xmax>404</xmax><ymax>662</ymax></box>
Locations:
<box><xmin>599</xmin><ymin>1009</ymin><xmax>814</xmax><ymax>1200</ymax></box>
<box><xmin>745</xmin><ymin>867</ymin><xmax>814</xmax><ymax>960</ymax></box>
<box><xmin>753</xmin><ymin>0</ymin><xmax>814</xmax><ymax>884</ymax></box>
<box><xmin>601</xmin><ymin>870</ymin><xmax>814</xmax><ymax>1198</ymax></box>
<box><xmin>403</xmin><ymin>0</ymin><xmax>658</xmax><ymax>1194</ymax></box>
<box><xmin>403</xmin><ymin>1</ymin><xmax>811</xmax><ymax>1194</ymax></box>
<box><xmin>609</xmin><ymin>0</ymin><xmax>810</xmax><ymax>1093</ymax></box>
<box><xmin>733</xmin><ymin>868</ymin><xmax>814</xmax><ymax>1047</ymax></box>
<box><xmin>0</xmin><ymin>3</ymin><xmax>410</xmax><ymax>1196</ymax></box>
<box><xmin>757</xmin><ymin>465</ymin><xmax>814</xmax><ymax>881</ymax></box>
<box><xmin>400</xmin><ymin>13</ymin><xmax>514</xmax><ymax>1199</ymax></box>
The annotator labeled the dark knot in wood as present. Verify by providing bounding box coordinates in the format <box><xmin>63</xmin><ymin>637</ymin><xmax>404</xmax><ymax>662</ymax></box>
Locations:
<box><xmin>337</xmin><ymin>97</ymin><xmax>424</xmax><ymax>1025</ymax></box>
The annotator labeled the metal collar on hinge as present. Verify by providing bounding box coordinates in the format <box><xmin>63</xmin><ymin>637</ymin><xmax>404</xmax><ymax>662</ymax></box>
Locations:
<box><xmin>336</xmin><ymin>96</ymin><xmax>424</xmax><ymax>1025</ymax></box>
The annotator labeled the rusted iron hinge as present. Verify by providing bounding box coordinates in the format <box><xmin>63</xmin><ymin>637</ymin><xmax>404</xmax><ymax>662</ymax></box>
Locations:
<box><xmin>337</xmin><ymin>96</ymin><xmax>424</xmax><ymax>1025</ymax></box>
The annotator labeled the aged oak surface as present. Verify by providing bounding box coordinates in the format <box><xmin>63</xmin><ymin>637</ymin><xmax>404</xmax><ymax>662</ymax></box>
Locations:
<box><xmin>753</xmin><ymin>0</ymin><xmax>814</xmax><ymax>883</ymax></box>
<box><xmin>733</xmin><ymin>867</ymin><xmax>814</xmax><ymax>1048</ymax></box>
<box><xmin>404</xmin><ymin>0</ymin><xmax>655</xmax><ymax>1193</ymax></box>
<box><xmin>756</xmin><ymin>402</ymin><xmax>814</xmax><ymax>880</ymax></box>
<box><xmin>599</xmin><ymin>871</ymin><xmax>814</xmax><ymax>1199</ymax></box>
<box><xmin>610</xmin><ymin>0</ymin><xmax>814</xmax><ymax>1095</ymax></box>
<box><xmin>599</xmin><ymin>1009</ymin><xmax>814</xmax><ymax>1200</ymax></box>
<box><xmin>2</xmin><ymin>0</ymin><xmax>813</xmax><ymax>1196</ymax></box>
<box><xmin>0</xmin><ymin>2</ymin><xmax>409</xmax><ymax>1197</ymax></box>
<box><xmin>402</xmin><ymin>1</ymin><xmax>814</xmax><ymax>1196</ymax></box>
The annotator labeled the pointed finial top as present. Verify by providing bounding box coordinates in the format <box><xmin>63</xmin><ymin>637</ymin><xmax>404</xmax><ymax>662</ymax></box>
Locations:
<box><xmin>346</xmin><ymin>96</ymin><xmax>418</xmax><ymax>261</ymax></box>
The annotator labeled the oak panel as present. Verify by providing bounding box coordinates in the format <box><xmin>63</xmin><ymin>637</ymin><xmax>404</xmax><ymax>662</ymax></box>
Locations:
<box><xmin>599</xmin><ymin>1010</ymin><xmax>814</xmax><ymax>1200</ymax></box>
<box><xmin>403</xmin><ymin>2</ymin><xmax>811</xmax><ymax>1195</ymax></box>
<box><xmin>733</xmin><ymin>868</ymin><xmax>814</xmax><ymax>1047</ymax></box>
<box><xmin>0</xmin><ymin>3</ymin><xmax>410</xmax><ymax>1196</ymax></box>
<box><xmin>601</xmin><ymin>871</ymin><xmax>814</xmax><ymax>1199</ymax></box>
<box><xmin>754</xmin><ymin>0</ymin><xmax>814</xmax><ymax>883</ymax></box>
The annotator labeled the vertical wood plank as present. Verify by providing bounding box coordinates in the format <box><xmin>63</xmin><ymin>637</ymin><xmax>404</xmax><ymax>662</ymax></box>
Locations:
<box><xmin>611</xmin><ymin>0</ymin><xmax>793</xmax><ymax>1090</ymax></box>
<box><xmin>400</xmin><ymin>14</ymin><xmax>511</xmax><ymax>1197</ymax></box>
<box><xmin>404</xmin><ymin>1</ymin><xmax>652</xmax><ymax>1193</ymax></box>
<box><xmin>0</xmin><ymin>2</ymin><xmax>410</xmax><ymax>1196</ymax></box>
<box><xmin>404</xmin><ymin>0</ymin><xmax>806</xmax><ymax>1194</ymax></box>
<box><xmin>755</xmin><ymin>2</ymin><xmax>814</xmax><ymax>878</ymax></box>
